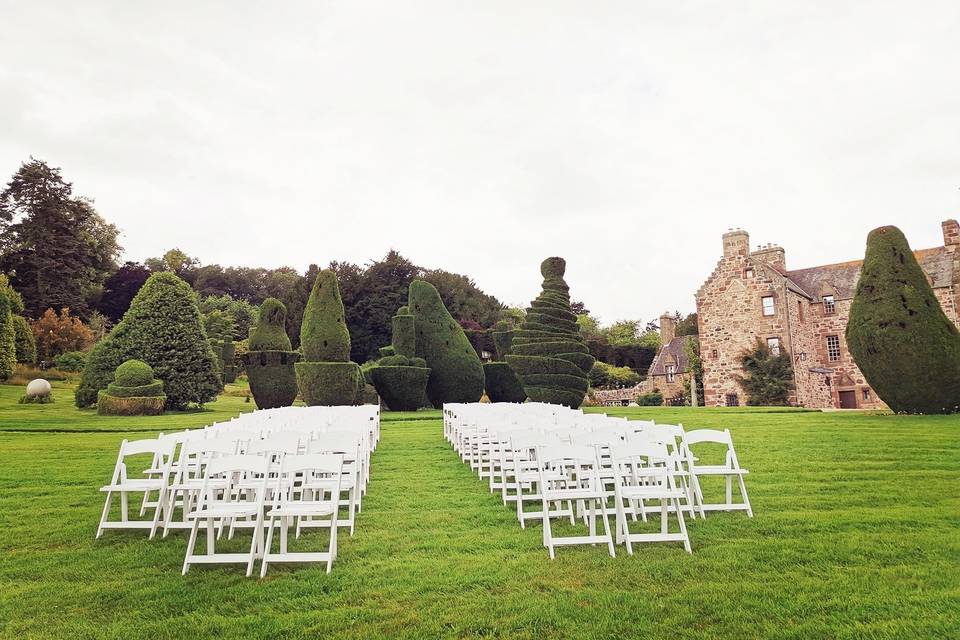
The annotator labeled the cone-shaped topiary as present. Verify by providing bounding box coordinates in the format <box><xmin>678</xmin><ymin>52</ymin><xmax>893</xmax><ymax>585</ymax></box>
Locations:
<box><xmin>505</xmin><ymin>257</ymin><xmax>594</xmax><ymax>408</ymax></box>
<box><xmin>75</xmin><ymin>272</ymin><xmax>221</xmax><ymax>409</ymax></box>
<box><xmin>484</xmin><ymin>362</ymin><xmax>527</xmax><ymax>403</ymax></box>
<box><xmin>242</xmin><ymin>298</ymin><xmax>300</xmax><ymax>409</ymax></box>
<box><xmin>295</xmin><ymin>269</ymin><xmax>361</xmax><ymax>406</ymax></box>
<box><xmin>98</xmin><ymin>359</ymin><xmax>166</xmax><ymax>415</ymax></box>
<box><xmin>0</xmin><ymin>292</ymin><xmax>15</xmax><ymax>381</ymax></box>
<box><xmin>846</xmin><ymin>226</ymin><xmax>960</xmax><ymax>413</ymax></box>
<box><xmin>408</xmin><ymin>280</ymin><xmax>484</xmax><ymax>407</ymax></box>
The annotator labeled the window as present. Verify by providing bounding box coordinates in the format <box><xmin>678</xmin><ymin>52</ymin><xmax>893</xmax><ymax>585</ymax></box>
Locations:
<box><xmin>826</xmin><ymin>335</ymin><xmax>841</xmax><ymax>361</ymax></box>
<box><xmin>767</xmin><ymin>337</ymin><xmax>781</xmax><ymax>356</ymax></box>
<box><xmin>862</xmin><ymin>388</ymin><xmax>871</xmax><ymax>401</ymax></box>
<box><xmin>823</xmin><ymin>295</ymin><xmax>836</xmax><ymax>314</ymax></box>
<box><xmin>797</xmin><ymin>300</ymin><xmax>804</xmax><ymax>322</ymax></box>
<box><xmin>744</xmin><ymin>268</ymin><xmax>754</xmax><ymax>279</ymax></box>
<box><xmin>761</xmin><ymin>296</ymin><xmax>775</xmax><ymax>316</ymax></box>
<box><xmin>725</xmin><ymin>393</ymin><xmax>740</xmax><ymax>407</ymax></box>
<box><xmin>711</xmin><ymin>349</ymin><xmax>718</xmax><ymax>359</ymax></box>
<box><xmin>666</xmin><ymin>364</ymin><xmax>676</xmax><ymax>383</ymax></box>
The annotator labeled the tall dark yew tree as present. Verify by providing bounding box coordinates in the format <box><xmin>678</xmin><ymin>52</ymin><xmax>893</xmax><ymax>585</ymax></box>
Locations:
<box><xmin>0</xmin><ymin>159</ymin><xmax>121</xmax><ymax>317</ymax></box>
<box><xmin>846</xmin><ymin>226</ymin><xmax>960</xmax><ymax>413</ymax></box>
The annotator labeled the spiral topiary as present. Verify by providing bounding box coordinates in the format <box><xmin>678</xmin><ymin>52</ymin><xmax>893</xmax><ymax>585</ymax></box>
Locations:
<box><xmin>295</xmin><ymin>269</ymin><xmax>362</xmax><ymax>406</ymax></box>
<box><xmin>242</xmin><ymin>298</ymin><xmax>300</xmax><ymax>409</ymax></box>
<box><xmin>98</xmin><ymin>359</ymin><xmax>166</xmax><ymax>415</ymax></box>
<box><xmin>505</xmin><ymin>257</ymin><xmax>593</xmax><ymax>408</ymax></box>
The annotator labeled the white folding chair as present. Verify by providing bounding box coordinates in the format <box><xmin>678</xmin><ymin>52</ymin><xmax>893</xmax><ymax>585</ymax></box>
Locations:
<box><xmin>685</xmin><ymin>428</ymin><xmax>753</xmax><ymax>517</ymax></box>
<box><xmin>305</xmin><ymin>435</ymin><xmax>363</xmax><ymax>535</ymax></box>
<box><xmin>610</xmin><ymin>441</ymin><xmax>691</xmax><ymax>554</ymax></box>
<box><xmin>162</xmin><ymin>438</ymin><xmax>239</xmax><ymax>536</ymax></box>
<box><xmin>96</xmin><ymin>438</ymin><xmax>176</xmax><ymax>539</ymax></box>
<box><xmin>181</xmin><ymin>455</ymin><xmax>271</xmax><ymax>576</ymax></box>
<box><xmin>261</xmin><ymin>454</ymin><xmax>344</xmax><ymax>576</ymax></box>
<box><xmin>537</xmin><ymin>444</ymin><xmax>615</xmax><ymax>559</ymax></box>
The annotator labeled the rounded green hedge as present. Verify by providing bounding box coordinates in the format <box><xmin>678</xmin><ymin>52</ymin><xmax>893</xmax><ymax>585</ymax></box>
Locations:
<box><xmin>370</xmin><ymin>366</ymin><xmax>431</xmax><ymax>410</ymax></box>
<box><xmin>504</xmin><ymin>257</ymin><xmax>593</xmax><ymax>409</ymax></box>
<box><xmin>97</xmin><ymin>392</ymin><xmax>166</xmax><ymax>416</ymax></box>
<box><xmin>106</xmin><ymin>380</ymin><xmax>165</xmax><ymax>398</ymax></box>
<box><xmin>483</xmin><ymin>362</ymin><xmax>527</xmax><ymax>403</ymax></box>
<box><xmin>114</xmin><ymin>359</ymin><xmax>155</xmax><ymax>387</ymax></box>
<box><xmin>249</xmin><ymin>298</ymin><xmax>292</xmax><ymax>351</ymax></box>
<box><xmin>847</xmin><ymin>225</ymin><xmax>960</xmax><ymax>413</ymax></box>
<box><xmin>296</xmin><ymin>361</ymin><xmax>362</xmax><ymax>406</ymax></box>
<box><xmin>242</xmin><ymin>350</ymin><xmax>300</xmax><ymax>409</ymax></box>
<box><xmin>409</xmin><ymin>280</ymin><xmax>484</xmax><ymax>407</ymax></box>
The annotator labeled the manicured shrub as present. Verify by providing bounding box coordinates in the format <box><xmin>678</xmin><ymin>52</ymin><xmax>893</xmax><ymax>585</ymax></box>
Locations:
<box><xmin>300</xmin><ymin>270</ymin><xmax>351</xmax><ymax>362</ymax></box>
<box><xmin>370</xmin><ymin>366</ymin><xmax>431</xmax><ymax>410</ymax></box>
<box><xmin>846</xmin><ymin>226</ymin><xmax>960</xmax><ymax>413</ymax></box>
<box><xmin>242</xmin><ymin>350</ymin><xmax>301</xmax><ymax>409</ymax></box>
<box><xmin>636</xmin><ymin>392</ymin><xmax>664</xmax><ymax>406</ymax></box>
<box><xmin>505</xmin><ymin>258</ymin><xmax>594</xmax><ymax>409</ymax></box>
<box><xmin>243</xmin><ymin>299</ymin><xmax>299</xmax><ymax>409</ymax></box>
<box><xmin>248</xmin><ymin>298</ymin><xmax>292</xmax><ymax>351</ymax></box>
<box><xmin>0</xmin><ymin>292</ymin><xmax>15</xmax><ymax>380</ymax></box>
<box><xmin>409</xmin><ymin>280</ymin><xmax>484</xmax><ymax>407</ymax></box>
<box><xmin>483</xmin><ymin>362</ymin><xmax>527</xmax><ymax>403</ymax></box>
<box><xmin>391</xmin><ymin>308</ymin><xmax>416</xmax><ymax>357</ymax></box>
<box><xmin>114</xmin><ymin>359</ymin><xmax>154</xmax><ymax>387</ymax></box>
<box><xmin>378</xmin><ymin>345</ymin><xmax>396</xmax><ymax>358</ymax></box>
<box><xmin>491</xmin><ymin>321</ymin><xmax>516</xmax><ymax>360</ymax></box>
<box><xmin>295</xmin><ymin>269</ymin><xmax>361</xmax><ymax>406</ymax></box>
<box><xmin>98</xmin><ymin>359</ymin><xmax>166</xmax><ymax>416</ymax></box>
<box><xmin>13</xmin><ymin>315</ymin><xmax>36</xmax><ymax>364</ymax></box>
<box><xmin>75</xmin><ymin>272</ymin><xmax>221</xmax><ymax>409</ymax></box>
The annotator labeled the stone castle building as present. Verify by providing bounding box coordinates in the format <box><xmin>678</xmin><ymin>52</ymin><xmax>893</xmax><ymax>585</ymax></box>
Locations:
<box><xmin>695</xmin><ymin>220</ymin><xmax>960</xmax><ymax>409</ymax></box>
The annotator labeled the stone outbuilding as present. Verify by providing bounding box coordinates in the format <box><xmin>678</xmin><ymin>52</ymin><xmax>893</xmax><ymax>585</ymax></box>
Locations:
<box><xmin>646</xmin><ymin>314</ymin><xmax>693</xmax><ymax>404</ymax></box>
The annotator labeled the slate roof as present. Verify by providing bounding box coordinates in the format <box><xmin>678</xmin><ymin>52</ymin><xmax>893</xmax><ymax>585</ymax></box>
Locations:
<box><xmin>782</xmin><ymin>247</ymin><xmax>953</xmax><ymax>302</ymax></box>
<box><xmin>648</xmin><ymin>336</ymin><xmax>691</xmax><ymax>376</ymax></box>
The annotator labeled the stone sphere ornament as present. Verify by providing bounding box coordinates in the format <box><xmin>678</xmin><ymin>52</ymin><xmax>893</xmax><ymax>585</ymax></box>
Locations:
<box><xmin>26</xmin><ymin>378</ymin><xmax>52</xmax><ymax>398</ymax></box>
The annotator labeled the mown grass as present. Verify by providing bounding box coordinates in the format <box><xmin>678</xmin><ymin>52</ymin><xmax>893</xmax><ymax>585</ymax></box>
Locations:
<box><xmin>0</xmin><ymin>387</ymin><xmax>958</xmax><ymax>639</ymax></box>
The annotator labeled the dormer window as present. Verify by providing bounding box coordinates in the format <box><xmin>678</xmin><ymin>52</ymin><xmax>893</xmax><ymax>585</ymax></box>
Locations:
<box><xmin>761</xmin><ymin>295</ymin><xmax>775</xmax><ymax>316</ymax></box>
<box><xmin>823</xmin><ymin>295</ymin><xmax>836</xmax><ymax>314</ymax></box>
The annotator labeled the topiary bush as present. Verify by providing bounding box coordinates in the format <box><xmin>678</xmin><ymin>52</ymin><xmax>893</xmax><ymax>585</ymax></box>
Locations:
<box><xmin>98</xmin><ymin>359</ymin><xmax>166</xmax><ymax>416</ymax></box>
<box><xmin>368</xmin><ymin>305</ymin><xmax>433</xmax><ymax>411</ymax></box>
<box><xmin>114</xmin><ymin>359</ymin><xmax>154</xmax><ymax>387</ymax></box>
<box><xmin>391</xmin><ymin>306</ymin><xmax>416</xmax><ymax>358</ymax></box>
<box><xmin>295</xmin><ymin>269</ymin><xmax>362</xmax><ymax>406</ymax></box>
<box><xmin>505</xmin><ymin>257</ymin><xmax>594</xmax><ymax>409</ymax></box>
<box><xmin>846</xmin><ymin>226</ymin><xmax>960</xmax><ymax>413</ymax></box>
<box><xmin>409</xmin><ymin>280</ymin><xmax>484</xmax><ymax>407</ymax></box>
<box><xmin>75</xmin><ymin>272</ymin><xmax>221</xmax><ymax>409</ymax></box>
<box><xmin>483</xmin><ymin>362</ymin><xmax>527</xmax><ymax>403</ymax></box>
<box><xmin>242</xmin><ymin>299</ymin><xmax>300</xmax><ymax>409</ymax></box>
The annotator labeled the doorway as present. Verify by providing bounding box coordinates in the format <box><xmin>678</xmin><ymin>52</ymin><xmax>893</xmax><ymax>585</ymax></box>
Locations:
<box><xmin>838</xmin><ymin>390</ymin><xmax>857</xmax><ymax>409</ymax></box>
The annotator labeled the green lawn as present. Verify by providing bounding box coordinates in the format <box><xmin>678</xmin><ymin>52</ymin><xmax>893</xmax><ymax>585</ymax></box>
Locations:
<box><xmin>0</xmin><ymin>387</ymin><xmax>958</xmax><ymax>639</ymax></box>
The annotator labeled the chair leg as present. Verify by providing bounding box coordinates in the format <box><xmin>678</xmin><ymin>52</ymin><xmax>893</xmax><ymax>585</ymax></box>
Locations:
<box><xmin>261</xmin><ymin>516</ymin><xmax>277</xmax><ymax>578</ymax></box>
<box><xmin>674</xmin><ymin>498</ymin><xmax>691</xmax><ymax>554</ymax></box>
<box><xmin>738</xmin><ymin>475</ymin><xmax>754</xmax><ymax>517</ymax></box>
<box><xmin>96</xmin><ymin>491</ymin><xmax>113</xmax><ymax>539</ymax></box>
<box><xmin>598</xmin><ymin>498</ymin><xmax>616</xmax><ymax>558</ymax></box>
<box><xmin>183</xmin><ymin>520</ymin><xmax>200</xmax><ymax>575</ymax></box>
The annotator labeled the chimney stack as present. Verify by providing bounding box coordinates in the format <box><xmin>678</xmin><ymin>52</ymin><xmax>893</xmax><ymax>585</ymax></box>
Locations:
<box><xmin>751</xmin><ymin>243</ymin><xmax>786</xmax><ymax>270</ymax></box>
<box><xmin>722</xmin><ymin>229</ymin><xmax>750</xmax><ymax>258</ymax></box>
<box><xmin>659</xmin><ymin>313</ymin><xmax>676</xmax><ymax>344</ymax></box>
<box><xmin>942</xmin><ymin>219</ymin><xmax>959</xmax><ymax>249</ymax></box>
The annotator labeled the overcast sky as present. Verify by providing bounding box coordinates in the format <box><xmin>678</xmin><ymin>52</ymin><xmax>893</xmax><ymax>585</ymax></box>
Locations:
<box><xmin>2</xmin><ymin>1</ymin><xmax>958</xmax><ymax>324</ymax></box>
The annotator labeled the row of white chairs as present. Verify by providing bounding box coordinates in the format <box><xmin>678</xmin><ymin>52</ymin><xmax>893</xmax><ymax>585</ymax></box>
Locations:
<box><xmin>444</xmin><ymin>402</ymin><xmax>752</xmax><ymax>558</ymax></box>
<box><xmin>95</xmin><ymin>405</ymin><xmax>380</xmax><ymax>576</ymax></box>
